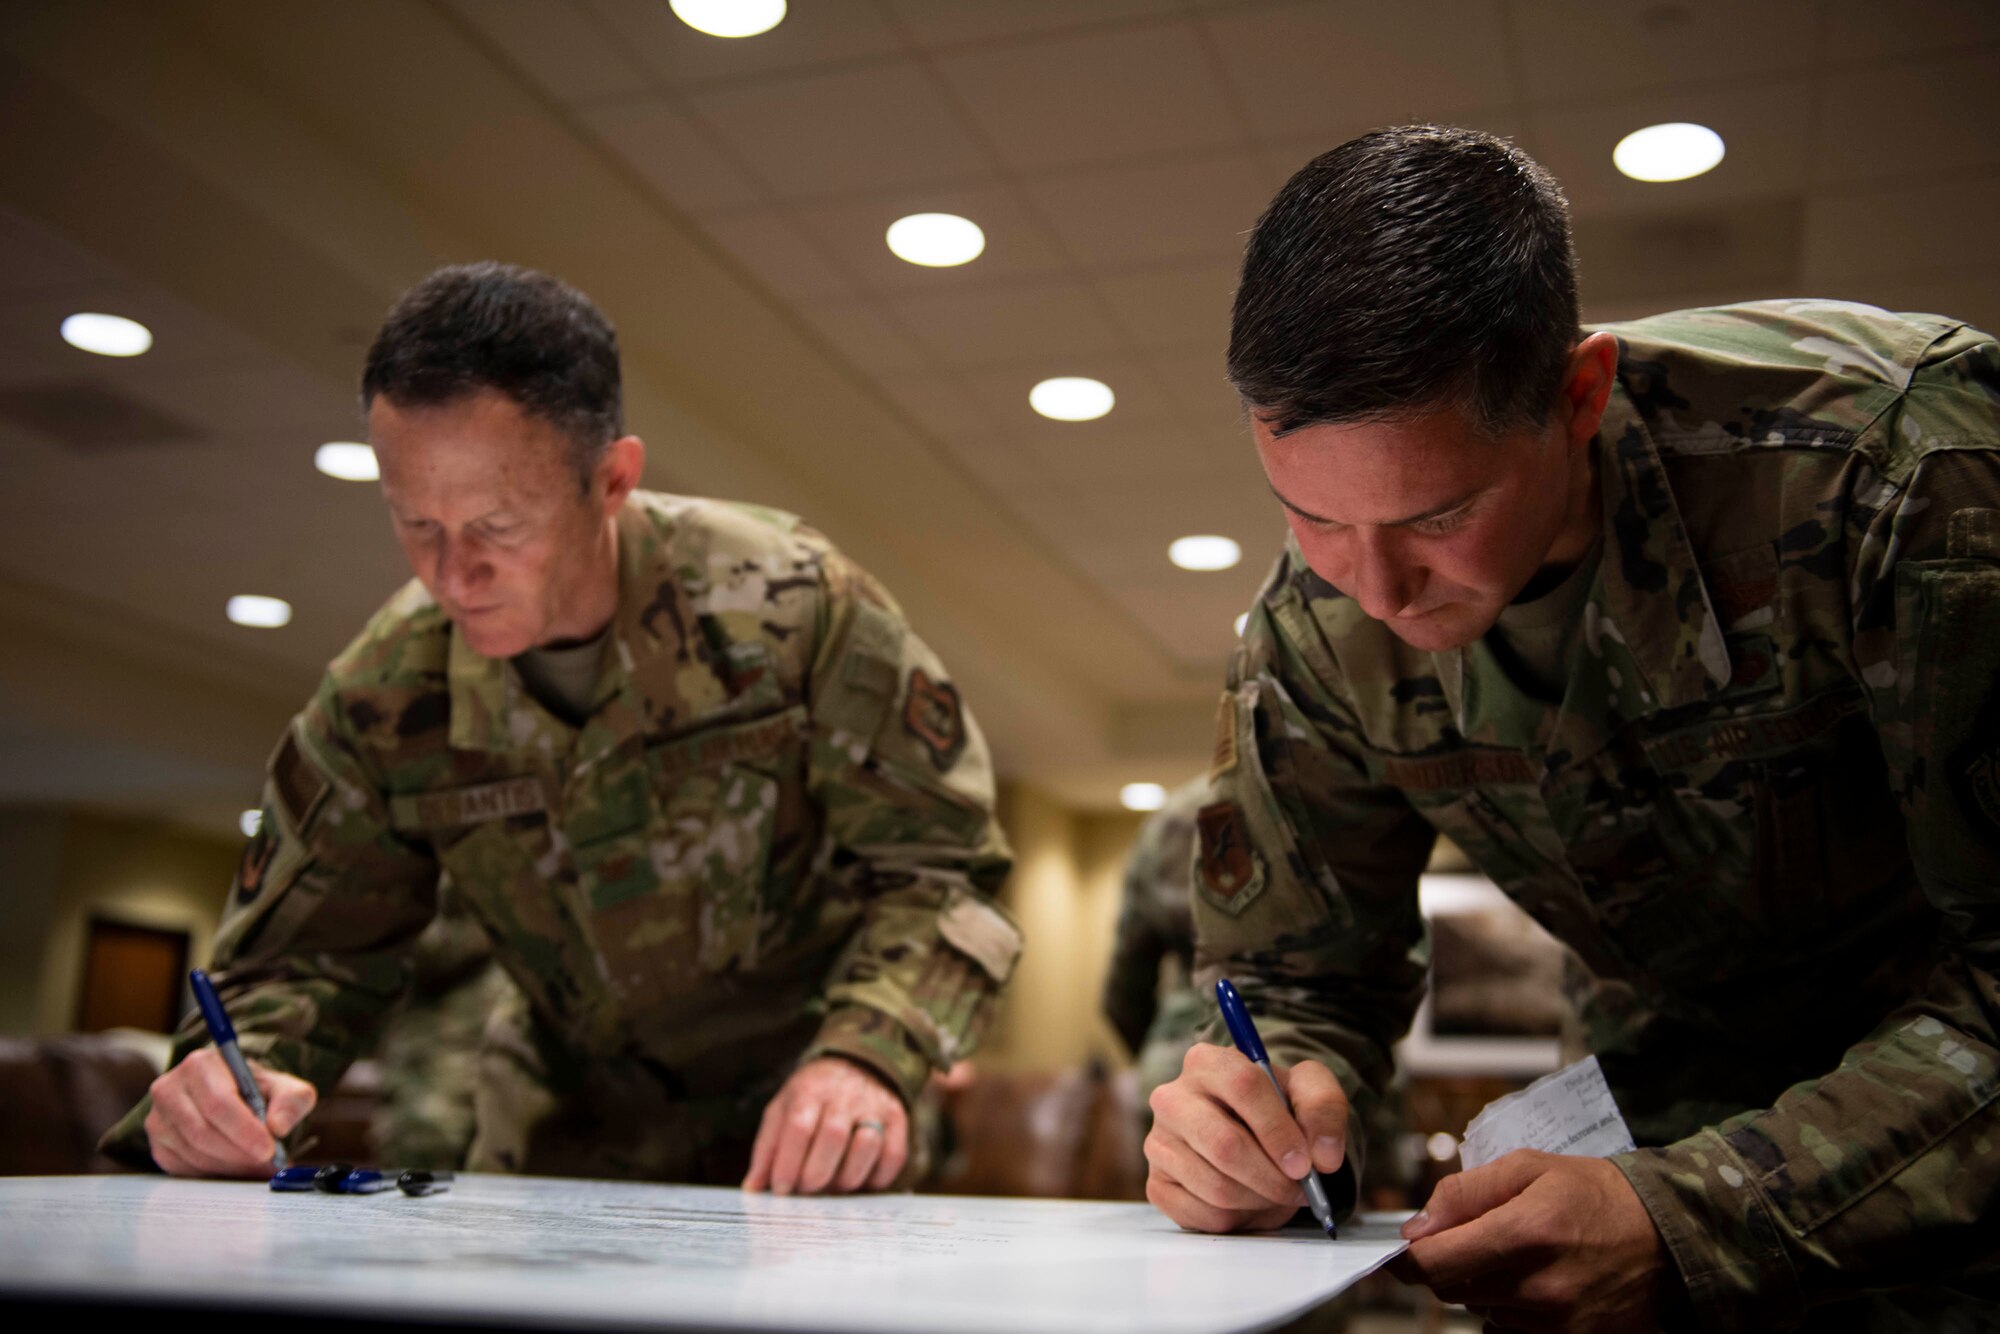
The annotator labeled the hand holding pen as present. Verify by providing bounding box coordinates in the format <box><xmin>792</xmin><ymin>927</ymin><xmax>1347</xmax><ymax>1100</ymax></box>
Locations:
<box><xmin>142</xmin><ymin>970</ymin><xmax>318</xmax><ymax>1179</ymax></box>
<box><xmin>1142</xmin><ymin>979</ymin><xmax>1353</xmax><ymax>1237</ymax></box>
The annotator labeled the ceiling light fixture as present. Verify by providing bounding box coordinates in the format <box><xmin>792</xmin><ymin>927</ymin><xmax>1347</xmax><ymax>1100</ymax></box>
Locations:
<box><xmin>1029</xmin><ymin>377</ymin><xmax>1114</xmax><ymax>422</ymax></box>
<box><xmin>886</xmin><ymin>213</ymin><xmax>985</xmax><ymax>267</ymax></box>
<box><xmin>60</xmin><ymin>312</ymin><xmax>153</xmax><ymax>357</ymax></box>
<box><xmin>670</xmin><ymin>0</ymin><xmax>786</xmax><ymax>38</ymax></box>
<box><xmin>1612</xmin><ymin>122</ymin><xmax>1725</xmax><ymax>182</ymax></box>
<box><xmin>1169</xmin><ymin>535</ymin><xmax>1241</xmax><ymax>571</ymax></box>
<box><xmin>1120</xmin><ymin>782</ymin><xmax>1167</xmax><ymax>812</ymax></box>
<box><xmin>227</xmin><ymin>595</ymin><xmax>293</xmax><ymax>628</ymax></box>
<box><xmin>315</xmin><ymin>441</ymin><xmax>379</xmax><ymax>481</ymax></box>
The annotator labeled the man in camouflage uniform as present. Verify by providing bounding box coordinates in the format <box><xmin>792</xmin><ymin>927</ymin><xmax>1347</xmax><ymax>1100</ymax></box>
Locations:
<box><xmin>1146</xmin><ymin>126</ymin><xmax>2000</xmax><ymax>1330</ymax></box>
<box><xmin>105</xmin><ymin>263</ymin><xmax>1019</xmax><ymax>1194</ymax></box>
<box><xmin>1102</xmin><ymin>777</ymin><xmax>1207</xmax><ymax>1125</ymax></box>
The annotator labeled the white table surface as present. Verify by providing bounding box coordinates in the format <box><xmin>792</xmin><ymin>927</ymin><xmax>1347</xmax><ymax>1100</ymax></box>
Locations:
<box><xmin>0</xmin><ymin>1174</ymin><xmax>1409</xmax><ymax>1334</ymax></box>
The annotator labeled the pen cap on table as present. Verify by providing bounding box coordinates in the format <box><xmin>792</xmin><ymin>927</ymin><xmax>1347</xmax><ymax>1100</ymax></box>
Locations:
<box><xmin>1215</xmin><ymin>979</ymin><xmax>1268</xmax><ymax>1064</ymax></box>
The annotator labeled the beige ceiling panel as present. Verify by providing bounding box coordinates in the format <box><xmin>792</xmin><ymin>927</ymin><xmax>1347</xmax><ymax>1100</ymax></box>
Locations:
<box><xmin>793</xmin><ymin>299</ymin><xmax>937</xmax><ymax>376</ymax></box>
<box><xmin>1530</xmin><ymin>79</ymin><xmax>1815</xmax><ymax>216</ymax></box>
<box><xmin>1115</xmin><ymin>581</ymin><xmax>1263</xmax><ymax>668</ymax></box>
<box><xmin>1203</xmin><ymin>0</ymin><xmax>1514</xmax><ymax>142</ymax></box>
<box><xmin>1814</xmin><ymin>52</ymin><xmax>2000</xmax><ymax>184</ymax></box>
<box><xmin>577</xmin><ymin>93</ymin><xmax>770</xmax><ymax>211</ymax></box>
<box><xmin>1094</xmin><ymin>259</ymin><xmax>1240</xmax><ymax>350</ymax></box>
<box><xmin>0</xmin><ymin>285</ymin><xmax>263</xmax><ymax>377</ymax></box>
<box><xmin>1015</xmin><ymin>421</ymin><xmax>1223</xmax><ymax>489</ymax></box>
<box><xmin>885</xmin><ymin>280</ymin><xmax>1126</xmax><ymax>367</ymax></box>
<box><xmin>1802</xmin><ymin>175</ymin><xmax>2000</xmax><ymax>286</ymax></box>
<box><xmin>0</xmin><ymin>206</ymin><xmax>124</xmax><ymax>300</ymax></box>
<box><xmin>934</xmin><ymin>20</ymin><xmax>1240</xmax><ymax>171</ymax></box>
<box><xmin>871</xmin><ymin>369</ymin><xmax>1009</xmax><ymax>444</ymax></box>
<box><xmin>698</xmin><ymin>208</ymin><xmax>860</xmax><ymax>302</ymax></box>
<box><xmin>1146</xmin><ymin>347</ymin><xmax>1249</xmax><ymax>434</ymax></box>
<box><xmin>886</xmin><ymin>0</ymin><xmax>1191</xmax><ymax>49</ymax></box>
<box><xmin>1572</xmin><ymin>196</ymin><xmax>1803</xmax><ymax>309</ymax></box>
<box><xmin>583</xmin><ymin>0</ymin><xmax>905</xmax><ymax>89</ymax></box>
<box><xmin>789</xmin><ymin>182</ymin><xmax>1070</xmax><ymax>294</ymax></box>
<box><xmin>1821</xmin><ymin>0</ymin><xmax>2000</xmax><ymax>63</ymax></box>
<box><xmin>443</xmin><ymin>0</ymin><xmax>651</xmax><ymax>102</ymax></box>
<box><xmin>687</xmin><ymin>60</ymin><xmax>992</xmax><ymax>198</ymax></box>
<box><xmin>1510</xmin><ymin>0</ymin><xmax>1819</xmax><ymax>105</ymax></box>
<box><xmin>1024</xmin><ymin>151</ymin><xmax>1270</xmax><ymax>267</ymax></box>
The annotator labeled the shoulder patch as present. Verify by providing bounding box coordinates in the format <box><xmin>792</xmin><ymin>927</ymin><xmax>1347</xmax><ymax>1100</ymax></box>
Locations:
<box><xmin>902</xmin><ymin>668</ymin><xmax>967</xmax><ymax>770</ymax></box>
<box><xmin>271</xmin><ymin>731</ymin><xmax>330</xmax><ymax>835</ymax></box>
<box><xmin>236</xmin><ymin>815</ymin><xmax>275</xmax><ymax>903</ymax></box>
<box><xmin>1195</xmin><ymin>801</ymin><xmax>1265</xmax><ymax>915</ymax></box>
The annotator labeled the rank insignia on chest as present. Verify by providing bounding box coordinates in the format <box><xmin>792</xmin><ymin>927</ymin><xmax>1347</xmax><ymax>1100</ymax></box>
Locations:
<box><xmin>902</xmin><ymin>668</ymin><xmax>967</xmax><ymax>770</ymax></box>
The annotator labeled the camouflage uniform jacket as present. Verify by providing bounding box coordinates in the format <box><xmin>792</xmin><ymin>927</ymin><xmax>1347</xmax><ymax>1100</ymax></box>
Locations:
<box><xmin>1102</xmin><ymin>776</ymin><xmax>1206</xmax><ymax>1101</ymax></box>
<box><xmin>107</xmin><ymin>491</ymin><xmax>1020</xmax><ymax>1180</ymax></box>
<box><xmin>1196</xmin><ymin>303</ymin><xmax>2000</xmax><ymax>1330</ymax></box>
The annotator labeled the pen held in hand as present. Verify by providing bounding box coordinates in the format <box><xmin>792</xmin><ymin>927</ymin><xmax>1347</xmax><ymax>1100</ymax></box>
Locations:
<box><xmin>188</xmin><ymin>968</ymin><xmax>289</xmax><ymax>1171</ymax></box>
<box><xmin>1215</xmin><ymin>978</ymin><xmax>1338</xmax><ymax>1240</ymax></box>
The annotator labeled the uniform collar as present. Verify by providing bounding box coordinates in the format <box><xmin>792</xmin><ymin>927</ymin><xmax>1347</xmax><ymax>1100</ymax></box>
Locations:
<box><xmin>447</xmin><ymin>499</ymin><xmax>730</xmax><ymax>768</ymax></box>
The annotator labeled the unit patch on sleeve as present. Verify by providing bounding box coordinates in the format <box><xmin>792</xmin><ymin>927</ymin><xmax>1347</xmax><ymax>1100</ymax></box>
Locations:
<box><xmin>236</xmin><ymin>814</ymin><xmax>275</xmax><ymax>904</ymax></box>
<box><xmin>1195</xmin><ymin>800</ymin><xmax>1264</xmax><ymax>913</ymax></box>
<box><xmin>902</xmin><ymin>668</ymin><xmax>967</xmax><ymax>770</ymax></box>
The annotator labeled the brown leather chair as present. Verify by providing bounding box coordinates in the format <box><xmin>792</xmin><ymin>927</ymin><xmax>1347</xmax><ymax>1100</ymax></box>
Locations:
<box><xmin>932</xmin><ymin>1059</ymin><xmax>1147</xmax><ymax>1201</ymax></box>
<box><xmin>0</xmin><ymin>1034</ymin><xmax>158</xmax><ymax>1174</ymax></box>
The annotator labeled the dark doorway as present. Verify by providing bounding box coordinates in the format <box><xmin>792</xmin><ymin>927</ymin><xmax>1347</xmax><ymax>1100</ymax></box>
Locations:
<box><xmin>75</xmin><ymin>917</ymin><xmax>189</xmax><ymax>1033</ymax></box>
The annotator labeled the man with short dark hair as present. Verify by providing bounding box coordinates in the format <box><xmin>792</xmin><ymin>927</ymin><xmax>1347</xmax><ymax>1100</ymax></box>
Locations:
<box><xmin>1146</xmin><ymin>126</ymin><xmax>2000</xmax><ymax>1330</ymax></box>
<box><xmin>105</xmin><ymin>262</ymin><xmax>1020</xmax><ymax>1195</ymax></box>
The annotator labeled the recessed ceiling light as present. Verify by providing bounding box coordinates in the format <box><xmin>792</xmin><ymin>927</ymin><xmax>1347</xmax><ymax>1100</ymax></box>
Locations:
<box><xmin>1170</xmin><ymin>535</ymin><xmax>1241</xmax><ymax>571</ymax></box>
<box><xmin>227</xmin><ymin>594</ymin><xmax>292</xmax><ymax>628</ymax></box>
<box><xmin>1234</xmin><ymin>612</ymin><xmax>1249</xmax><ymax>637</ymax></box>
<box><xmin>1120</xmin><ymin>782</ymin><xmax>1167</xmax><ymax>812</ymax></box>
<box><xmin>670</xmin><ymin>0</ymin><xmax>785</xmax><ymax>38</ymax></box>
<box><xmin>60</xmin><ymin>312</ymin><xmax>152</xmax><ymax>357</ymax></box>
<box><xmin>1612</xmin><ymin>122</ymin><xmax>1725</xmax><ymax>182</ymax></box>
<box><xmin>239</xmin><ymin>809</ymin><xmax>263</xmax><ymax>838</ymax></box>
<box><xmin>886</xmin><ymin>213</ymin><xmax>985</xmax><ymax>267</ymax></box>
<box><xmin>1029</xmin><ymin>377</ymin><xmax>1114</xmax><ymax>422</ymax></box>
<box><xmin>315</xmin><ymin>441</ymin><xmax>379</xmax><ymax>481</ymax></box>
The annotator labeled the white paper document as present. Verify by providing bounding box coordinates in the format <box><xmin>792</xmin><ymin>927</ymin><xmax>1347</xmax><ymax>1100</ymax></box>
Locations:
<box><xmin>1458</xmin><ymin>1054</ymin><xmax>1635</xmax><ymax>1170</ymax></box>
<box><xmin>0</xmin><ymin>1175</ymin><xmax>1409</xmax><ymax>1334</ymax></box>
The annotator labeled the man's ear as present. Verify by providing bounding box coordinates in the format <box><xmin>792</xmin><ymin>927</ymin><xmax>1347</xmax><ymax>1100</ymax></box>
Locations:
<box><xmin>1560</xmin><ymin>331</ymin><xmax>1620</xmax><ymax>450</ymax></box>
<box><xmin>596</xmin><ymin>434</ymin><xmax>646</xmax><ymax>515</ymax></box>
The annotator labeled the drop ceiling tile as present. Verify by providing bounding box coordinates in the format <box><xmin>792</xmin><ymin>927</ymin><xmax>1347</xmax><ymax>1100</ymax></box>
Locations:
<box><xmin>934</xmin><ymin>21</ymin><xmax>1240</xmax><ymax>172</ymax></box>
<box><xmin>1803</xmin><ymin>176</ymin><xmax>2000</xmax><ymax>285</ymax></box>
<box><xmin>872</xmin><ymin>370</ymin><xmax>1009</xmax><ymax>444</ymax></box>
<box><xmin>1094</xmin><ymin>260</ymin><xmax>1241</xmax><ymax>350</ymax></box>
<box><xmin>0</xmin><ymin>207</ymin><xmax>125</xmax><ymax>302</ymax></box>
<box><xmin>1814</xmin><ymin>52</ymin><xmax>2000</xmax><ymax>184</ymax></box>
<box><xmin>1024</xmin><ymin>151</ymin><xmax>1270</xmax><ymax>267</ymax></box>
<box><xmin>583</xmin><ymin>0</ymin><xmax>906</xmax><ymax>88</ymax></box>
<box><xmin>686</xmin><ymin>60</ymin><xmax>992</xmax><ymax>198</ymax></box>
<box><xmin>1203</xmin><ymin>0</ymin><xmax>1515</xmax><ymax>142</ymax></box>
<box><xmin>1821</xmin><ymin>0</ymin><xmax>2000</xmax><ymax>63</ymax></box>
<box><xmin>884</xmin><ymin>280</ymin><xmax>1127</xmax><ymax>366</ymax></box>
<box><xmin>444</xmin><ymin>0</ymin><xmax>652</xmax><ymax>101</ymax></box>
<box><xmin>1511</xmin><ymin>0</ymin><xmax>1819</xmax><ymax>105</ymax></box>
<box><xmin>794</xmin><ymin>299</ymin><xmax>936</xmax><ymax>375</ymax></box>
<box><xmin>1530</xmin><ymin>79</ymin><xmax>1816</xmax><ymax>216</ymax></box>
<box><xmin>1573</xmin><ymin>196</ymin><xmax>1803</xmax><ymax>309</ymax></box>
<box><xmin>789</xmin><ymin>182</ymin><xmax>1066</xmax><ymax>295</ymax></box>
<box><xmin>576</xmin><ymin>93</ymin><xmax>770</xmax><ymax>211</ymax></box>
<box><xmin>698</xmin><ymin>209</ymin><xmax>860</xmax><ymax>301</ymax></box>
<box><xmin>1145</xmin><ymin>347</ymin><xmax>1251</xmax><ymax>437</ymax></box>
<box><xmin>887</xmin><ymin>0</ymin><xmax>1191</xmax><ymax>49</ymax></box>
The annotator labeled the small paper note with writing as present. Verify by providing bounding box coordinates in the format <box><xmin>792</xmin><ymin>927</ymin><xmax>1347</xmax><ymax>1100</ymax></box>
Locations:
<box><xmin>1457</xmin><ymin>1055</ymin><xmax>1634</xmax><ymax>1171</ymax></box>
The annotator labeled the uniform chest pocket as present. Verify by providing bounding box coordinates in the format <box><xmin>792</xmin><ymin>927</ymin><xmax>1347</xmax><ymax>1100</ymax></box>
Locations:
<box><xmin>579</xmin><ymin>710</ymin><xmax>802</xmax><ymax>1010</ymax></box>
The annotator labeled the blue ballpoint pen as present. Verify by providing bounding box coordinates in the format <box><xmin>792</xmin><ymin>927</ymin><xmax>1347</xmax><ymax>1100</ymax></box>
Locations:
<box><xmin>189</xmin><ymin>968</ymin><xmax>289</xmax><ymax>1171</ymax></box>
<box><xmin>1216</xmin><ymin>978</ymin><xmax>1337</xmax><ymax>1239</ymax></box>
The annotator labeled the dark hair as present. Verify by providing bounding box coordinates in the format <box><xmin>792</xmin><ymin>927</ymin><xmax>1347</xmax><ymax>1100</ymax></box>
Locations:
<box><xmin>362</xmin><ymin>262</ymin><xmax>622</xmax><ymax>488</ymax></box>
<box><xmin>1228</xmin><ymin>125</ymin><xmax>1579</xmax><ymax>437</ymax></box>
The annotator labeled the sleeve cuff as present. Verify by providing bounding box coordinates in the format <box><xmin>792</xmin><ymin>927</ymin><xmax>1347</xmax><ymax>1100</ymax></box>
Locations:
<box><xmin>1614</xmin><ymin>1130</ymin><xmax>1805</xmax><ymax>1332</ymax></box>
<box><xmin>799</xmin><ymin>1002</ymin><xmax>936</xmax><ymax>1109</ymax></box>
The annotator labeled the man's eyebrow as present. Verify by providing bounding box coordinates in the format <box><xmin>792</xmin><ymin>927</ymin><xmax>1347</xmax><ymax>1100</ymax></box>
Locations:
<box><xmin>1267</xmin><ymin>483</ymin><xmax>1488</xmax><ymax>528</ymax></box>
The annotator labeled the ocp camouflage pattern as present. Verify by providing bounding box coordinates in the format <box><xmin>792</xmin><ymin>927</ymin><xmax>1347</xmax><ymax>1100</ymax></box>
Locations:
<box><xmin>105</xmin><ymin>491</ymin><xmax>1020</xmax><ymax>1184</ymax></box>
<box><xmin>1102</xmin><ymin>775</ymin><xmax>1208</xmax><ymax>1117</ymax></box>
<box><xmin>1195</xmin><ymin>302</ymin><xmax>2000</xmax><ymax>1330</ymax></box>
